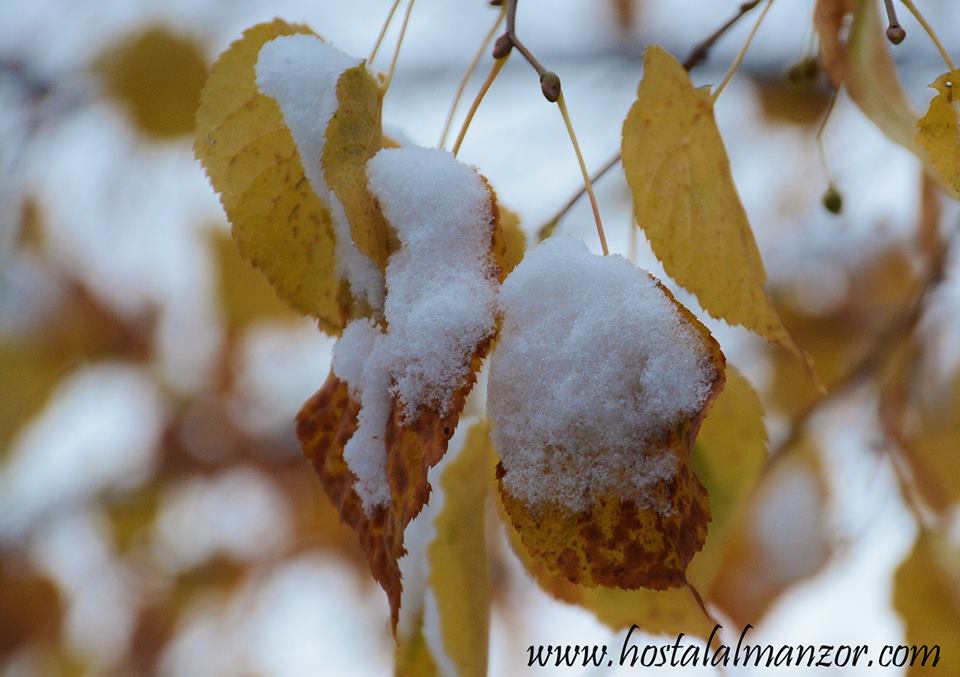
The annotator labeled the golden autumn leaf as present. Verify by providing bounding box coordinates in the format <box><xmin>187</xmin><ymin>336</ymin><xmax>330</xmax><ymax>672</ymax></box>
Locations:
<box><xmin>491</xmin><ymin>236</ymin><xmax>726</xmax><ymax>592</ymax></box>
<box><xmin>208</xmin><ymin>229</ymin><xmax>295</xmax><ymax>335</ymax></box>
<box><xmin>917</xmin><ymin>70</ymin><xmax>960</xmax><ymax>196</ymax></box>
<box><xmin>709</xmin><ymin>441</ymin><xmax>832</xmax><ymax>627</ymax></box>
<box><xmin>426</xmin><ymin>421</ymin><xmax>492</xmax><ymax>677</ymax></box>
<box><xmin>621</xmin><ymin>46</ymin><xmax>811</xmax><ymax>375</ymax></box>
<box><xmin>893</xmin><ymin>530</ymin><xmax>960</xmax><ymax>676</ymax></box>
<box><xmin>502</xmin><ymin>367</ymin><xmax>765</xmax><ymax>641</ymax></box>
<box><xmin>195</xmin><ymin>20</ymin><xmax>341</xmax><ymax>330</ymax></box>
<box><xmin>96</xmin><ymin>26</ymin><xmax>208</xmax><ymax>138</ymax></box>
<box><xmin>396</xmin><ymin>420</ymin><xmax>492</xmax><ymax>677</ymax></box>
<box><xmin>492</xmin><ymin>203</ymin><xmax>526</xmax><ymax>277</ymax></box>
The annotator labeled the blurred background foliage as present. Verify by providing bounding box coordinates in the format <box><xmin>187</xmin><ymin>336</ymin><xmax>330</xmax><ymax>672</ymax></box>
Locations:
<box><xmin>1</xmin><ymin>0</ymin><xmax>959</xmax><ymax>675</ymax></box>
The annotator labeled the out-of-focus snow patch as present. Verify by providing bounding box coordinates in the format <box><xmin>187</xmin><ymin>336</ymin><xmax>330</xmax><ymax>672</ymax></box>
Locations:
<box><xmin>227</xmin><ymin>319</ymin><xmax>335</xmax><ymax>436</ymax></box>
<box><xmin>158</xmin><ymin>552</ymin><xmax>391</xmax><ymax>677</ymax></box>
<box><xmin>0</xmin><ymin>362</ymin><xmax>166</xmax><ymax>542</ymax></box>
<box><xmin>151</xmin><ymin>467</ymin><xmax>292</xmax><ymax>572</ymax></box>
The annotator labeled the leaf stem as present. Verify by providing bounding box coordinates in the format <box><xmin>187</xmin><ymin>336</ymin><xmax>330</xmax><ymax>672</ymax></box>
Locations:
<box><xmin>438</xmin><ymin>5</ymin><xmax>506</xmax><ymax>149</ymax></box>
<box><xmin>898</xmin><ymin>0</ymin><xmax>956</xmax><ymax>71</ymax></box>
<box><xmin>711</xmin><ymin>0</ymin><xmax>775</xmax><ymax>103</ymax></box>
<box><xmin>451</xmin><ymin>55</ymin><xmax>510</xmax><ymax>158</ymax></box>
<box><xmin>556</xmin><ymin>92</ymin><xmax>608</xmax><ymax>255</ymax></box>
<box><xmin>816</xmin><ymin>88</ymin><xmax>840</xmax><ymax>184</ymax></box>
<box><xmin>382</xmin><ymin>0</ymin><xmax>415</xmax><ymax>94</ymax></box>
<box><xmin>368</xmin><ymin>0</ymin><xmax>402</xmax><ymax>65</ymax></box>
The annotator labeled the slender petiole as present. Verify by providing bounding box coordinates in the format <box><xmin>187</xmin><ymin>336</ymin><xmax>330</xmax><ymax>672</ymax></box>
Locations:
<box><xmin>382</xmin><ymin>0</ymin><xmax>415</xmax><ymax>94</ymax></box>
<box><xmin>712</xmin><ymin>0</ymin><xmax>776</xmax><ymax>103</ymax></box>
<box><xmin>557</xmin><ymin>92</ymin><xmax>608</xmax><ymax>256</ymax></box>
<box><xmin>368</xmin><ymin>0</ymin><xmax>402</xmax><ymax>66</ymax></box>
<box><xmin>451</xmin><ymin>55</ymin><xmax>510</xmax><ymax>158</ymax></box>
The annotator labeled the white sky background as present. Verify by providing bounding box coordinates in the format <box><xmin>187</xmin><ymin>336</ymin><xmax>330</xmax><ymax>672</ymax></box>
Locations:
<box><xmin>2</xmin><ymin>0</ymin><xmax>960</xmax><ymax>675</ymax></box>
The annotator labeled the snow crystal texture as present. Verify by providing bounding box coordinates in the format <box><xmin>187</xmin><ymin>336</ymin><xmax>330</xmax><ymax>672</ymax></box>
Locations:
<box><xmin>256</xmin><ymin>34</ymin><xmax>384</xmax><ymax>310</ymax></box>
<box><xmin>488</xmin><ymin>237</ymin><xmax>717</xmax><ymax>513</ymax></box>
<box><xmin>331</xmin><ymin>147</ymin><xmax>497</xmax><ymax>512</ymax></box>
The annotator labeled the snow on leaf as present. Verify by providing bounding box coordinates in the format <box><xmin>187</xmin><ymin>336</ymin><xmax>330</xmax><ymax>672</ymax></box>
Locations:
<box><xmin>490</xmin><ymin>237</ymin><xmax>725</xmax><ymax>590</ymax></box>
<box><xmin>621</xmin><ymin>46</ymin><xmax>813</xmax><ymax>378</ymax></box>
<box><xmin>917</xmin><ymin>70</ymin><xmax>960</xmax><ymax>197</ymax></box>
<box><xmin>893</xmin><ymin>530</ymin><xmax>960</xmax><ymax>676</ymax></box>
<box><xmin>256</xmin><ymin>33</ymin><xmax>390</xmax><ymax>310</ymax></box>
<box><xmin>297</xmin><ymin>149</ymin><xmax>505</xmax><ymax>630</ymax></box>
<box><xmin>501</xmin><ymin>367</ymin><xmax>763</xmax><ymax>640</ymax></box>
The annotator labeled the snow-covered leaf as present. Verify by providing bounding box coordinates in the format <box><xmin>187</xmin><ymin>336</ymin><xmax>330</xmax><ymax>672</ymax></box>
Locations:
<box><xmin>490</xmin><ymin>237</ymin><xmax>725</xmax><ymax>590</ymax></box>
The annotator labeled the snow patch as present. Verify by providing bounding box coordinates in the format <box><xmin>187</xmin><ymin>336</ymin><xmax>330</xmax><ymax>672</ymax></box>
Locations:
<box><xmin>256</xmin><ymin>34</ymin><xmax>384</xmax><ymax>310</ymax></box>
<box><xmin>488</xmin><ymin>237</ymin><xmax>717</xmax><ymax>513</ymax></box>
<box><xmin>332</xmin><ymin>147</ymin><xmax>497</xmax><ymax>512</ymax></box>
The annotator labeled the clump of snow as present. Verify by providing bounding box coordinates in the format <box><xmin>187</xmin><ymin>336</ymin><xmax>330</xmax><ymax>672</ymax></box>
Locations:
<box><xmin>488</xmin><ymin>237</ymin><xmax>717</xmax><ymax>513</ymax></box>
<box><xmin>256</xmin><ymin>34</ymin><xmax>384</xmax><ymax>310</ymax></box>
<box><xmin>331</xmin><ymin>147</ymin><xmax>497</xmax><ymax>512</ymax></box>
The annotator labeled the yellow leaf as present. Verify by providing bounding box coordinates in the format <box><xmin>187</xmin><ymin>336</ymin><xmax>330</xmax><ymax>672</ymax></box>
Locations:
<box><xmin>395</xmin><ymin>627</ymin><xmax>440</xmax><ymax>677</ymax></box>
<box><xmin>322</xmin><ymin>62</ymin><xmax>393</xmax><ymax>271</ymax></box>
<box><xmin>621</xmin><ymin>46</ymin><xmax>811</xmax><ymax>375</ymax></box>
<box><xmin>917</xmin><ymin>70</ymin><xmax>960</xmax><ymax>196</ymax></box>
<box><xmin>492</xmin><ymin>203</ymin><xmax>526</xmax><ymax>277</ymax></box>
<box><xmin>503</xmin><ymin>367</ymin><xmax>765</xmax><ymax>641</ymax></box>
<box><xmin>709</xmin><ymin>441</ymin><xmax>832</xmax><ymax>626</ymax></box>
<box><xmin>893</xmin><ymin>529</ymin><xmax>960</xmax><ymax>676</ymax></box>
<box><xmin>195</xmin><ymin>21</ymin><xmax>346</xmax><ymax>333</ymax></box>
<box><xmin>424</xmin><ymin>421</ymin><xmax>492</xmax><ymax>677</ymax></box>
<box><xmin>97</xmin><ymin>26</ymin><xmax>208</xmax><ymax>138</ymax></box>
<box><xmin>208</xmin><ymin>229</ymin><xmax>296</xmax><ymax>334</ymax></box>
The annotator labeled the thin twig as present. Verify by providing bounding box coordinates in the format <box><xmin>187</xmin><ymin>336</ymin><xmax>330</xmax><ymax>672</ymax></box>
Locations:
<box><xmin>368</xmin><ymin>0</ymin><xmax>402</xmax><ymax>65</ymax></box>
<box><xmin>451</xmin><ymin>55</ymin><xmax>510</xmax><ymax>157</ymax></box>
<box><xmin>711</xmin><ymin>0</ymin><xmax>775</xmax><ymax>102</ymax></box>
<box><xmin>899</xmin><ymin>0</ymin><xmax>956</xmax><ymax>70</ymax></box>
<box><xmin>557</xmin><ymin>92</ymin><xmax>608</xmax><ymax>255</ymax></box>
<box><xmin>438</xmin><ymin>6</ymin><xmax>506</xmax><ymax>149</ymax></box>
<box><xmin>504</xmin><ymin>0</ymin><xmax>548</xmax><ymax>78</ymax></box>
<box><xmin>536</xmin><ymin>0</ymin><xmax>764</xmax><ymax>240</ymax></box>
<box><xmin>683</xmin><ymin>1</ymin><xmax>762</xmax><ymax>70</ymax></box>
